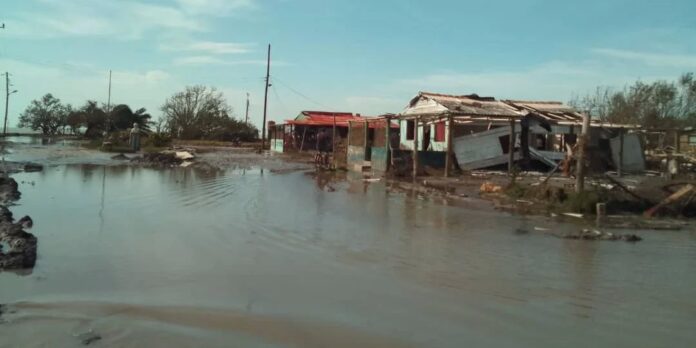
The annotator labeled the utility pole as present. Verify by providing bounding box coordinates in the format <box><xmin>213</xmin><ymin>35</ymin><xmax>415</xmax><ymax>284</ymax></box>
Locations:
<box><xmin>107</xmin><ymin>70</ymin><xmax>112</xmax><ymax>112</ymax></box>
<box><xmin>4</xmin><ymin>72</ymin><xmax>17</xmax><ymax>136</ymax></box>
<box><xmin>104</xmin><ymin>70</ymin><xmax>112</xmax><ymax>140</ymax></box>
<box><xmin>4</xmin><ymin>72</ymin><xmax>9</xmax><ymax>136</ymax></box>
<box><xmin>261</xmin><ymin>44</ymin><xmax>271</xmax><ymax>150</ymax></box>
<box><xmin>245</xmin><ymin>93</ymin><xmax>250</xmax><ymax>124</ymax></box>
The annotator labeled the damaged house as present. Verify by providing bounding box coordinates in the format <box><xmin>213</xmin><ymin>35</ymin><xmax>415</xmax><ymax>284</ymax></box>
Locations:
<box><xmin>395</xmin><ymin>92</ymin><xmax>641</xmax><ymax>175</ymax></box>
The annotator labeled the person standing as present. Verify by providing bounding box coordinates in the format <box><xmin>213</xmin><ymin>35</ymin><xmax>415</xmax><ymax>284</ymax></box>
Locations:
<box><xmin>130</xmin><ymin>123</ymin><xmax>141</xmax><ymax>152</ymax></box>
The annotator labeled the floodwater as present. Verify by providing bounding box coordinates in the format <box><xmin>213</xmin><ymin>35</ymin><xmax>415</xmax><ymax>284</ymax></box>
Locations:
<box><xmin>1</xmin><ymin>160</ymin><xmax>696</xmax><ymax>347</ymax></box>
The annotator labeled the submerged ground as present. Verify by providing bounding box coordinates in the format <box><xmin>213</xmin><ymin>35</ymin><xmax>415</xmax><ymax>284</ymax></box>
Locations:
<box><xmin>1</xmin><ymin>137</ymin><xmax>695</xmax><ymax>347</ymax></box>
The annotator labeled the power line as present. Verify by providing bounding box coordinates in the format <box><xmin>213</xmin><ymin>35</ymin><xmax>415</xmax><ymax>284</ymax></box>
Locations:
<box><xmin>272</xmin><ymin>76</ymin><xmax>337</xmax><ymax>111</ymax></box>
<box><xmin>271</xmin><ymin>82</ymin><xmax>291</xmax><ymax>118</ymax></box>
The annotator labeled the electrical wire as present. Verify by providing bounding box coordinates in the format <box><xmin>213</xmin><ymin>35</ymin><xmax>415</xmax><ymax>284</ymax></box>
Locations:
<box><xmin>272</xmin><ymin>76</ymin><xmax>338</xmax><ymax>111</ymax></box>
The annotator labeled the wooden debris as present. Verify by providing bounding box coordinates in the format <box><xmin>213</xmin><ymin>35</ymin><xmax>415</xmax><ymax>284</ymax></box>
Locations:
<box><xmin>480</xmin><ymin>182</ymin><xmax>503</xmax><ymax>194</ymax></box>
<box><xmin>644</xmin><ymin>184</ymin><xmax>694</xmax><ymax>218</ymax></box>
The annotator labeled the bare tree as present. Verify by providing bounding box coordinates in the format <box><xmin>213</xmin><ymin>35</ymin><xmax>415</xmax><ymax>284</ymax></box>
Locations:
<box><xmin>161</xmin><ymin>85</ymin><xmax>232</xmax><ymax>139</ymax></box>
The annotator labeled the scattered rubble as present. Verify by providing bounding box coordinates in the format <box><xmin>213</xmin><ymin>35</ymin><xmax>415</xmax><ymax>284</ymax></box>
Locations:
<box><xmin>131</xmin><ymin>150</ymin><xmax>196</xmax><ymax>168</ymax></box>
<box><xmin>561</xmin><ymin>229</ymin><xmax>643</xmax><ymax>242</ymax></box>
<box><xmin>131</xmin><ymin>152</ymin><xmax>184</xmax><ymax>167</ymax></box>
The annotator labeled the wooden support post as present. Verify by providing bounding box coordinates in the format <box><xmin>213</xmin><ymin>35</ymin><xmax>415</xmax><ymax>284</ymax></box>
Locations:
<box><xmin>445</xmin><ymin>115</ymin><xmax>454</xmax><ymax>178</ymax></box>
<box><xmin>299</xmin><ymin>127</ymin><xmax>307</xmax><ymax>152</ymax></box>
<box><xmin>412</xmin><ymin>117</ymin><xmax>420</xmax><ymax>180</ymax></box>
<box><xmin>363</xmin><ymin>120</ymin><xmax>369</xmax><ymax>161</ymax></box>
<box><xmin>575</xmin><ymin>113</ymin><xmax>591</xmax><ymax>193</ymax></box>
<box><xmin>385</xmin><ymin>116</ymin><xmax>392</xmax><ymax>172</ymax></box>
<box><xmin>618</xmin><ymin>128</ymin><xmax>624</xmax><ymax>177</ymax></box>
<box><xmin>508</xmin><ymin>118</ymin><xmax>516</xmax><ymax>175</ymax></box>
<box><xmin>675</xmin><ymin>129</ymin><xmax>681</xmax><ymax>153</ymax></box>
<box><xmin>332</xmin><ymin>113</ymin><xmax>337</xmax><ymax>168</ymax></box>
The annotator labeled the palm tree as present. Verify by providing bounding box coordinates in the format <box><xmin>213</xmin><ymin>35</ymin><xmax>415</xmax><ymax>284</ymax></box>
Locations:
<box><xmin>111</xmin><ymin>104</ymin><xmax>152</xmax><ymax>132</ymax></box>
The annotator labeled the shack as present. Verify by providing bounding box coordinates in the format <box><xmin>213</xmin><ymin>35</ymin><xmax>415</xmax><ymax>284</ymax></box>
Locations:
<box><xmin>345</xmin><ymin>117</ymin><xmax>399</xmax><ymax>172</ymax></box>
<box><xmin>269</xmin><ymin>111</ymin><xmax>368</xmax><ymax>153</ymax></box>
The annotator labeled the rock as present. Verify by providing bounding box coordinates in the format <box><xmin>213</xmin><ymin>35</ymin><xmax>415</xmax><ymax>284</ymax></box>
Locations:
<box><xmin>76</xmin><ymin>331</ymin><xmax>102</xmax><ymax>346</ymax></box>
<box><xmin>111</xmin><ymin>153</ymin><xmax>129</xmax><ymax>160</ymax></box>
<box><xmin>23</xmin><ymin>163</ymin><xmax>44</xmax><ymax>172</ymax></box>
<box><xmin>17</xmin><ymin>216</ymin><xmax>33</xmax><ymax>229</ymax></box>
<box><xmin>0</xmin><ymin>176</ymin><xmax>20</xmax><ymax>203</ymax></box>
<box><xmin>0</xmin><ymin>206</ymin><xmax>38</xmax><ymax>271</ymax></box>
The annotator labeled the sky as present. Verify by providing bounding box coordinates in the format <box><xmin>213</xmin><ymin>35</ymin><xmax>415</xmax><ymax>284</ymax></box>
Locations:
<box><xmin>2</xmin><ymin>0</ymin><xmax>696</xmax><ymax>129</ymax></box>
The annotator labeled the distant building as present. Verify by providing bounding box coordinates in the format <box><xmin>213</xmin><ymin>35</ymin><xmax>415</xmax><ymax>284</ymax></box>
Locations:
<box><xmin>269</xmin><ymin>111</ymin><xmax>370</xmax><ymax>153</ymax></box>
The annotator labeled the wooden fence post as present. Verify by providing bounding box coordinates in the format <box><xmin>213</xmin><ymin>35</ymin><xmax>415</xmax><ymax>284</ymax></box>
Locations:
<box><xmin>412</xmin><ymin>117</ymin><xmax>420</xmax><ymax>180</ymax></box>
<box><xmin>385</xmin><ymin>116</ymin><xmax>392</xmax><ymax>172</ymax></box>
<box><xmin>445</xmin><ymin>115</ymin><xmax>454</xmax><ymax>178</ymax></box>
<box><xmin>508</xmin><ymin>118</ymin><xmax>516</xmax><ymax>175</ymax></box>
<box><xmin>618</xmin><ymin>128</ymin><xmax>624</xmax><ymax>177</ymax></box>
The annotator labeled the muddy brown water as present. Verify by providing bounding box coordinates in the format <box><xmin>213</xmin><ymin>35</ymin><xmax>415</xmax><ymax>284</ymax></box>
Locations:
<box><xmin>1</xmin><ymin>160</ymin><xmax>696</xmax><ymax>347</ymax></box>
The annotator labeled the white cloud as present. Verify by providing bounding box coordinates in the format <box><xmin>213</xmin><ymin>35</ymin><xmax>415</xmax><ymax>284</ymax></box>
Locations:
<box><xmin>172</xmin><ymin>56</ymin><xmax>280</xmax><ymax>67</ymax></box>
<box><xmin>176</xmin><ymin>0</ymin><xmax>257</xmax><ymax>16</ymax></box>
<box><xmin>173</xmin><ymin>56</ymin><xmax>227</xmax><ymax>66</ymax></box>
<box><xmin>593</xmin><ymin>48</ymin><xmax>696</xmax><ymax>69</ymax></box>
<box><xmin>161</xmin><ymin>41</ymin><xmax>255</xmax><ymax>55</ymax></box>
<box><xmin>5</xmin><ymin>0</ymin><xmax>256</xmax><ymax>39</ymax></box>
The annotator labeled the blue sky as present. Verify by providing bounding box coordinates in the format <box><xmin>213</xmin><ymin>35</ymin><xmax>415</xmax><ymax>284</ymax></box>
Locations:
<box><xmin>2</xmin><ymin>0</ymin><xmax>696</xmax><ymax>129</ymax></box>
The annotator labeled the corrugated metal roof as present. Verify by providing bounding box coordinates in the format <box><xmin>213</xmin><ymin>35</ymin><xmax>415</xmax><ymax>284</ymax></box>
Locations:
<box><xmin>402</xmin><ymin>92</ymin><xmax>521</xmax><ymax>117</ymax></box>
<box><xmin>503</xmin><ymin>100</ymin><xmax>585</xmax><ymax>124</ymax></box>
<box><xmin>286</xmin><ymin>111</ymin><xmax>397</xmax><ymax>128</ymax></box>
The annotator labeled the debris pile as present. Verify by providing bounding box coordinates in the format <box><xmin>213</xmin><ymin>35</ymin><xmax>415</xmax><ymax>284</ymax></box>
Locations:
<box><xmin>0</xmin><ymin>176</ymin><xmax>37</xmax><ymax>271</ymax></box>
<box><xmin>131</xmin><ymin>150</ymin><xmax>196</xmax><ymax>168</ymax></box>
